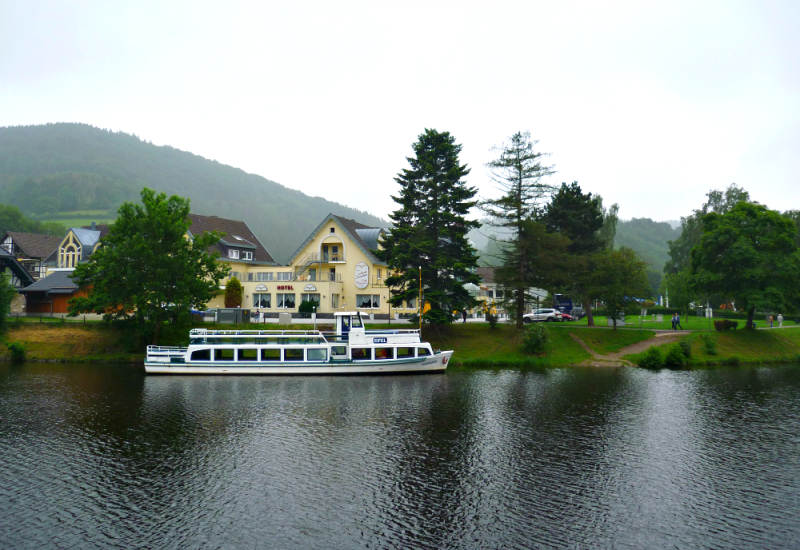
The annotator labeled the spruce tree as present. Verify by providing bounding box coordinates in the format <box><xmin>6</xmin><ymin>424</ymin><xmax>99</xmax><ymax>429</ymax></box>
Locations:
<box><xmin>481</xmin><ymin>131</ymin><xmax>556</xmax><ymax>328</ymax></box>
<box><xmin>377</xmin><ymin>129</ymin><xmax>480</xmax><ymax>325</ymax></box>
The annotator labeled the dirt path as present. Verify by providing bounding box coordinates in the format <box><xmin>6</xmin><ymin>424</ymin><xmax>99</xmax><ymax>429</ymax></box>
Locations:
<box><xmin>570</xmin><ymin>331</ymin><xmax>690</xmax><ymax>367</ymax></box>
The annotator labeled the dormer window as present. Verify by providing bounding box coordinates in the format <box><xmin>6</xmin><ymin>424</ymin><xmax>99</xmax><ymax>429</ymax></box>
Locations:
<box><xmin>228</xmin><ymin>249</ymin><xmax>240</xmax><ymax>259</ymax></box>
<box><xmin>242</xmin><ymin>251</ymin><xmax>253</xmax><ymax>260</ymax></box>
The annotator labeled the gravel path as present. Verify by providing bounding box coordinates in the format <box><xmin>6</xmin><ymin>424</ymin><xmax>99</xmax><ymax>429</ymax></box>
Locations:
<box><xmin>569</xmin><ymin>330</ymin><xmax>691</xmax><ymax>367</ymax></box>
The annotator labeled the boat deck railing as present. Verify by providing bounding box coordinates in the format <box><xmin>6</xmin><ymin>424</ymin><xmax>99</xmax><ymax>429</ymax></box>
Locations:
<box><xmin>190</xmin><ymin>328</ymin><xmax>326</xmax><ymax>337</ymax></box>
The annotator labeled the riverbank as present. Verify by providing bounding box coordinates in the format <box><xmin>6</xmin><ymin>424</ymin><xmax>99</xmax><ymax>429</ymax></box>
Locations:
<box><xmin>4</xmin><ymin>321</ymin><xmax>799</xmax><ymax>368</ymax></box>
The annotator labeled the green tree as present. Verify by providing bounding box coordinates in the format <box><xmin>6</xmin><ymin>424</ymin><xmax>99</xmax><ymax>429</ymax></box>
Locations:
<box><xmin>68</xmin><ymin>188</ymin><xmax>229</xmax><ymax>345</ymax></box>
<box><xmin>480</xmin><ymin>131</ymin><xmax>556</xmax><ymax>327</ymax></box>
<box><xmin>0</xmin><ymin>203</ymin><xmax>66</xmax><ymax>236</ymax></box>
<box><xmin>784</xmin><ymin>210</ymin><xmax>800</xmax><ymax>248</ymax></box>
<box><xmin>494</xmin><ymin>219</ymin><xmax>571</xmax><ymax>322</ymax></box>
<box><xmin>224</xmin><ymin>277</ymin><xmax>243</xmax><ymax>308</ymax></box>
<box><xmin>0</xmin><ymin>273</ymin><xmax>17</xmax><ymax>333</ymax></box>
<box><xmin>377</xmin><ymin>129</ymin><xmax>480</xmax><ymax>324</ymax></box>
<box><xmin>588</xmin><ymin>247</ymin><xmax>650</xmax><ymax>330</ymax></box>
<box><xmin>690</xmin><ymin>202</ymin><xmax>800</xmax><ymax>328</ymax></box>
<box><xmin>541</xmin><ymin>182</ymin><xmax>608</xmax><ymax>326</ymax></box>
<box><xmin>659</xmin><ymin>269</ymin><xmax>695</xmax><ymax>314</ymax></box>
<box><xmin>666</xmin><ymin>184</ymin><xmax>750</xmax><ymax>275</ymax></box>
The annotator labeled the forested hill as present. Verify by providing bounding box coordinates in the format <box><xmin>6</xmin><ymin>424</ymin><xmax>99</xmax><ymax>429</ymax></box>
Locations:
<box><xmin>0</xmin><ymin>123</ymin><xmax>387</xmax><ymax>263</ymax></box>
<box><xmin>614</xmin><ymin>217</ymin><xmax>681</xmax><ymax>271</ymax></box>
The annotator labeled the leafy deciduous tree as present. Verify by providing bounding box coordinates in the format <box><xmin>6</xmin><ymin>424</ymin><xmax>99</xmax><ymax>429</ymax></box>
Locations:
<box><xmin>68</xmin><ymin>188</ymin><xmax>229</xmax><ymax>345</ymax></box>
<box><xmin>690</xmin><ymin>202</ymin><xmax>800</xmax><ymax>328</ymax></box>
<box><xmin>0</xmin><ymin>273</ymin><xmax>17</xmax><ymax>334</ymax></box>
<box><xmin>588</xmin><ymin>247</ymin><xmax>650</xmax><ymax>330</ymax></box>
<box><xmin>377</xmin><ymin>129</ymin><xmax>480</xmax><ymax>324</ymax></box>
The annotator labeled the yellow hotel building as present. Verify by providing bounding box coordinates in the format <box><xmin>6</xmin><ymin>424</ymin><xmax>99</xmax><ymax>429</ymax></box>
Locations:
<box><xmin>207</xmin><ymin>214</ymin><xmax>418</xmax><ymax>318</ymax></box>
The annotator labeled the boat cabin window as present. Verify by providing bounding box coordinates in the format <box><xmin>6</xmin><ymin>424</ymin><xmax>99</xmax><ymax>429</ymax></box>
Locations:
<box><xmin>375</xmin><ymin>348</ymin><xmax>393</xmax><ymax>360</ymax></box>
<box><xmin>331</xmin><ymin>345</ymin><xmax>347</xmax><ymax>356</ymax></box>
<box><xmin>307</xmin><ymin>349</ymin><xmax>327</xmax><ymax>362</ymax></box>
<box><xmin>215</xmin><ymin>349</ymin><xmax>235</xmax><ymax>361</ymax></box>
<box><xmin>352</xmin><ymin>348</ymin><xmax>371</xmax><ymax>361</ymax></box>
<box><xmin>351</xmin><ymin>315</ymin><xmax>363</xmax><ymax>328</ymax></box>
<box><xmin>239</xmin><ymin>349</ymin><xmax>258</xmax><ymax>361</ymax></box>
<box><xmin>396</xmin><ymin>347</ymin><xmax>414</xmax><ymax>359</ymax></box>
<box><xmin>261</xmin><ymin>349</ymin><xmax>281</xmax><ymax>361</ymax></box>
<box><xmin>417</xmin><ymin>347</ymin><xmax>431</xmax><ymax>357</ymax></box>
<box><xmin>191</xmin><ymin>349</ymin><xmax>211</xmax><ymax>361</ymax></box>
<box><xmin>285</xmin><ymin>348</ymin><xmax>304</xmax><ymax>361</ymax></box>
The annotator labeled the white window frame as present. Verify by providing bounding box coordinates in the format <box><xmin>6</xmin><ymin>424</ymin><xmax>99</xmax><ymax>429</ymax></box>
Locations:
<box><xmin>242</xmin><ymin>251</ymin><xmax>253</xmax><ymax>260</ymax></box>
<box><xmin>228</xmin><ymin>249</ymin><xmax>240</xmax><ymax>259</ymax></box>
<box><xmin>253</xmin><ymin>293</ymin><xmax>271</xmax><ymax>308</ymax></box>
<box><xmin>276</xmin><ymin>293</ymin><xmax>296</xmax><ymax>309</ymax></box>
<box><xmin>356</xmin><ymin>294</ymin><xmax>381</xmax><ymax>309</ymax></box>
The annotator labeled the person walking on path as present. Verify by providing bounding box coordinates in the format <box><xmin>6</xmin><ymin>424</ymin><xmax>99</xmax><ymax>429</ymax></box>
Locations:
<box><xmin>675</xmin><ymin>313</ymin><xmax>683</xmax><ymax>330</ymax></box>
<box><xmin>671</xmin><ymin>313</ymin><xmax>677</xmax><ymax>330</ymax></box>
<box><xmin>769</xmin><ymin>315</ymin><xmax>774</xmax><ymax>328</ymax></box>
<box><xmin>462</xmin><ymin>310</ymin><xmax>467</xmax><ymax>323</ymax></box>
<box><xmin>778</xmin><ymin>314</ymin><xmax>783</xmax><ymax>328</ymax></box>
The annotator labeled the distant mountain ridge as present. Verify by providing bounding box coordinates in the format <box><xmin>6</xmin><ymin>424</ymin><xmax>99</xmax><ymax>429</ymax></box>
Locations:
<box><xmin>0</xmin><ymin>123</ymin><xmax>388</xmax><ymax>263</ymax></box>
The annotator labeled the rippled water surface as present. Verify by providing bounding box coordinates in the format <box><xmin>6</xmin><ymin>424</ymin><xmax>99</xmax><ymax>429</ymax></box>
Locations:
<box><xmin>2</xmin><ymin>363</ymin><xmax>800</xmax><ymax>549</ymax></box>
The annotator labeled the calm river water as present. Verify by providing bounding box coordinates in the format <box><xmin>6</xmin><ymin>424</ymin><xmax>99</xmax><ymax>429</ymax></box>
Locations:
<box><xmin>2</xmin><ymin>362</ymin><xmax>800</xmax><ymax>549</ymax></box>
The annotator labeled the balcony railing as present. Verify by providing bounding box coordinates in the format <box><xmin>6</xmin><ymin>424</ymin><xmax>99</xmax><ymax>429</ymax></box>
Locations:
<box><xmin>371</xmin><ymin>275</ymin><xmax>387</xmax><ymax>287</ymax></box>
<box><xmin>295</xmin><ymin>272</ymin><xmax>343</xmax><ymax>283</ymax></box>
<box><xmin>321</xmin><ymin>253</ymin><xmax>345</xmax><ymax>263</ymax></box>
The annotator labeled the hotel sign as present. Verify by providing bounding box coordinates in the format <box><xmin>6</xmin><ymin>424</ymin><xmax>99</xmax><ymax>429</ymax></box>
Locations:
<box><xmin>355</xmin><ymin>262</ymin><xmax>369</xmax><ymax>289</ymax></box>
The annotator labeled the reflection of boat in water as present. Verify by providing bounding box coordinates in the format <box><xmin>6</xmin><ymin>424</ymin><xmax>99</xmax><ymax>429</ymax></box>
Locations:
<box><xmin>145</xmin><ymin>312</ymin><xmax>452</xmax><ymax>374</ymax></box>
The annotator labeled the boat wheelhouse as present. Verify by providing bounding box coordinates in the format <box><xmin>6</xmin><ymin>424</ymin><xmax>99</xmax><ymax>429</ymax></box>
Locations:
<box><xmin>145</xmin><ymin>312</ymin><xmax>452</xmax><ymax>374</ymax></box>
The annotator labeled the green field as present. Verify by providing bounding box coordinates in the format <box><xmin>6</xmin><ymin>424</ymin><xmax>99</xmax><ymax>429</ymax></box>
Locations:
<box><xmin>34</xmin><ymin>210</ymin><xmax>115</xmax><ymax>228</ymax></box>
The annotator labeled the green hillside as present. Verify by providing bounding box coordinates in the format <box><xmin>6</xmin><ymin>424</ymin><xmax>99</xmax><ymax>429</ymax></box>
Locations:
<box><xmin>0</xmin><ymin>123</ymin><xmax>388</xmax><ymax>263</ymax></box>
<box><xmin>614</xmin><ymin>217</ymin><xmax>680</xmax><ymax>271</ymax></box>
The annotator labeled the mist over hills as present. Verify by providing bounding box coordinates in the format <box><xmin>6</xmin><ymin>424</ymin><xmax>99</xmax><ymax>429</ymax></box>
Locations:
<box><xmin>0</xmin><ymin>123</ymin><xmax>388</xmax><ymax>263</ymax></box>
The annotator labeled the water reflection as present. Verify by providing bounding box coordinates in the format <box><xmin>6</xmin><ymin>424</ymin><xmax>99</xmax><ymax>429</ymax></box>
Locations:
<box><xmin>1</xmin><ymin>363</ymin><xmax>800</xmax><ymax>549</ymax></box>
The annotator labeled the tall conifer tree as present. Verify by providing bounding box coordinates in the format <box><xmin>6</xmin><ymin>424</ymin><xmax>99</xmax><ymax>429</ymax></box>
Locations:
<box><xmin>481</xmin><ymin>131</ymin><xmax>556</xmax><ymax>328</ymax></box>
<box><xmin>377</xmin><ymin>129</ymin><xmax>480</xmax><ymax>324</ymax></box>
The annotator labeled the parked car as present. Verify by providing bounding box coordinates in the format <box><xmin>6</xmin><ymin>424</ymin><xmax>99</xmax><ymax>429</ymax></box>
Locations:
<box><xmin>523</xmin><ymin>308</ymin><xmax>563</xmax><ymax>323</ymax></box>
<box><xmin>559</xmin><ymin>312</ymin><xmax>575</xmax><ymax>321</ymax></box>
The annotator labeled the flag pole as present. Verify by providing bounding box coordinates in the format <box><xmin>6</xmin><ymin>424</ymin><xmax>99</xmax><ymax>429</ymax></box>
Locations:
<box><xmin>419</xmin><ymin>265</ymin><xmax>422</xmax><ymax>332</ymax></box>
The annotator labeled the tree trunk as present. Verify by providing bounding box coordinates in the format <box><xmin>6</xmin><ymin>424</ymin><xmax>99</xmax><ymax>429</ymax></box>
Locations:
<box><xmin>152</xmin><ymin>319</ymin><xmax>163</xmax><ymax>345</ymax></box>
<box><xmin>584</xmin><ymin>299</ymin><xmax>595</xmax><ymax>327</ymax></box>
<box><xmin>516</xmin><ymin>286</ymin><xmax>524</xmax><ymax>329</ymax></box>
<box><xmin>746</xmin><ymin>306</ymin><xmax>756</xmax><ymax>329</ymax></box>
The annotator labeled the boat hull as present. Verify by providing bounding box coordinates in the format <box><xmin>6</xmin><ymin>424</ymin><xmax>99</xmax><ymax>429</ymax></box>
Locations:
<box><xmin>145</xmin><ymin>351</ymin><xmax>453</xmax><ymax>375</ymax></box>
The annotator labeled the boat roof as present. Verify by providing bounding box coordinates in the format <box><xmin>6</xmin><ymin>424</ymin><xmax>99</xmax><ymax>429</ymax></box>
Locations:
<box><xmin>334</xmin><ymin>311</ymin><xmax>369</xmax><ymax>317</ymax></box>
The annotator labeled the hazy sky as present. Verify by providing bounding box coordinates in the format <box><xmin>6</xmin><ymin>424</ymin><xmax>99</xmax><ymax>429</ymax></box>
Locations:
<box><xmin>2</xmin><ymin>1</ymin><xmax>798</xmax><ymax>223</ymax></box>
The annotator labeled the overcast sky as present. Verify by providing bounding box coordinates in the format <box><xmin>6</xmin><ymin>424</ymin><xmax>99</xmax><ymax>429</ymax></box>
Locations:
<box><xmin>2</xmin><ymin>0</ymin><xmax>798</xmax><ymax>223</ymax></box>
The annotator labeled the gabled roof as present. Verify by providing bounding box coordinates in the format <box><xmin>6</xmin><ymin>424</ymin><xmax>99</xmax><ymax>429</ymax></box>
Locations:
<box><xmin>4</xmin><ymin>232</ymin><xmax>61</xmax><ymax>259</ymax></box>
<box><xmin>0</xmin><ymin>248</ymin><xmax>36</xmax><ymax>286</ymax></box>
<box><xmin>188</xmin><ymin>214</ymin><xmax>276</xmax><ymax>265</ymax></box>
<box><xmin>18</xmin><ymin>270</ymin><xmax>77</xmax><ymax>294</ymax></box>
<box><xmin>285</xmin><ymin>213</ymin><xmax>388</xmax><ymax>266</ymax></box>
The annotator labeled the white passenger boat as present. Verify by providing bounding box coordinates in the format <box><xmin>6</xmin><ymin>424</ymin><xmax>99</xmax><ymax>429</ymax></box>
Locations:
<box><xmin>145</xmin><ymin>312</ymin><xmax>453</xmax><ymax>374</ymax></box>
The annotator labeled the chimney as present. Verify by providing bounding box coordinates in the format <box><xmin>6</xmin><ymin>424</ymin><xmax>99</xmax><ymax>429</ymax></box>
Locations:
<box><xmin>91</xmin><ymin>221</ymin><xmax>96</xmax><ymax>230</ymax></box>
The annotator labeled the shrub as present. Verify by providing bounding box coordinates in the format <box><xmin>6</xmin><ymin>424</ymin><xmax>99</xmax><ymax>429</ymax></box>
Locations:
<box><xmin>6</xmin><ymin>341</ymin><xmax>25</xmax><ymax>360</ymax></box>
<box><xmin>521</xmin><ymin>323</ymin><xmax>550</xmax><ymax>355</ymax></box>
<box><xmin>678</xmin><ymin>340</ymin><xmax>692</xmax><ymax>359</ymax></box>
<box><xmin>486</xmin><ymin>312</ymin><xmax>498</xmax><ymax>329</ymax></box>
<box><xmin>723</xmin><ymin>356</ymin><xmax>741</xmax><ymax>366</ymax></box>
<box><xmin>224</xmin><ymin>277</ymin><xmax>243</xmax><ymax>308</ymax></box>
<box><xmin>702</xmin><ymin>335</ymin><xmax>718</xmax><ymax>356</ymax></box>
<box><xmin>714</xmin><ymin>319</ymin><xmax>738</xmax><ymax>331</ymax></box>
<box><xmin>638</xmin><ymin>346</ymin><xmax>663</xmax><ymax>369</ymax></box>
<box><xmin>664</xmin><ymin>344</ymin><xmax>687</xmax><ymax>369</ymax></box>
